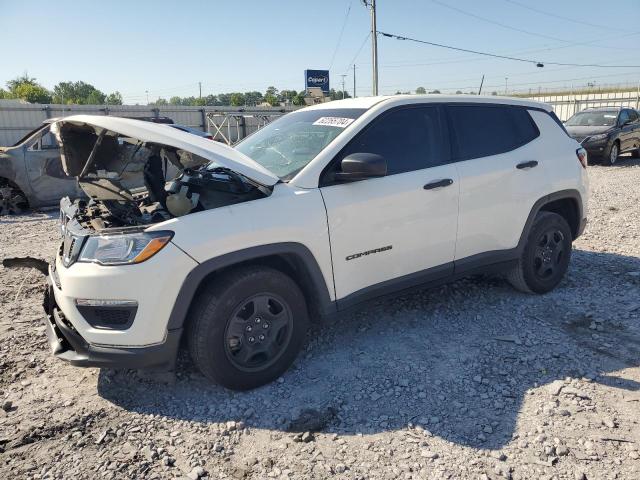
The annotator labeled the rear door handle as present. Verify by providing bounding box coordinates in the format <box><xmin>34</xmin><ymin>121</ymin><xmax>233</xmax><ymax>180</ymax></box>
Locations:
<box><xmin>423</xmin><ymin>178</ymin><xmax>454</xmax><ymax>190</ymax></box>
<box><xmin>516</xmin><ymin>160</ymin><xmax>538</xmax><ymax>169</ymax></box>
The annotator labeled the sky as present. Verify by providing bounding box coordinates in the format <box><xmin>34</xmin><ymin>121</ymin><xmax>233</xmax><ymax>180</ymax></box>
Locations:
<box><xmin>2</xmin><ymin>0</ymin><xmax>639</xmax><ymax>103</ymax></box>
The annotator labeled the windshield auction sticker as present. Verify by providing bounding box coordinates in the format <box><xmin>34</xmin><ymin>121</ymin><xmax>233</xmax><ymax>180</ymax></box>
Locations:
<box><xmin>312</xmin><ymin>117</ymin><xmax>355</xmax><ymax>128</ymax></box>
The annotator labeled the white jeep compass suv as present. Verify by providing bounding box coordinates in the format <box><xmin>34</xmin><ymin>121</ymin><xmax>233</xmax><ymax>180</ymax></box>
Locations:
<box><xmin>44</xmin><ymin>95</ymin><xmax>589</xmax><ymax>390</ymax></box>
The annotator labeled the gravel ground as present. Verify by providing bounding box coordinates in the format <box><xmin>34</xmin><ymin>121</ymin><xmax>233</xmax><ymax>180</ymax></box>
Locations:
<box><xmin>1</xmin><ymin>157</ymin><xmax>639</xmax><ymax>480</ymax></box>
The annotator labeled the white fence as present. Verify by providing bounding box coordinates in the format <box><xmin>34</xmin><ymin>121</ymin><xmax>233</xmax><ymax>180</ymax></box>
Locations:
<box><xmin>520</xmin><ymin>90</ymin><xmax>640</xmax><ymax>121</ymax></box>
<box><xmin>0</xmin><ymin>102</ymin><xmax>296</xmax><ymax>146</ymax></box>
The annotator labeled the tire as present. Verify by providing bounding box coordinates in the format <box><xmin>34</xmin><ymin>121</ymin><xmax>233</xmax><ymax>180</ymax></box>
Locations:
<box><xmin>631</xmin><ymin>148</ymin><xmax>640</xmax><ymax>159</ymax></box>
<box><xmin>186</xmin><ymin>266</ymin><xmax>309</xmax><ymax>390</ymax></box>
<box><xmin>507</xmin><ymin>211</ymin><xmax>572</xmax><ymax>294</ymax></box>
<box><xmin>0</xmin><ymin>178</ymin><xmax>28</xmax><ymax>216</ymax></box>
<box><xmin>603</xmin><ymin>141</ymin><xmax>619</xmax><ymax>165</ymax></box>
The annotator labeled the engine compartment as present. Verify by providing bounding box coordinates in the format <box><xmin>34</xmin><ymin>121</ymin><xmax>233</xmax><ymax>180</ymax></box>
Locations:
<box><xmin>52</xmin><ymin>121</ymin><xmax>272</xmax><ymax>232</ymax></box>
<box><xmin>73</xmin><ymin>164</ymin><xmax>266</xmax><ymax>231</ymax></box>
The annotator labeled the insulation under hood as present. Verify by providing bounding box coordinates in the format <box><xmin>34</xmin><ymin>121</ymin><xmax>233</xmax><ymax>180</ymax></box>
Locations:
<box><xmin>50</xmin><ymin>115</ymin><xmax>279</xmax><ymax>187</ymax></box>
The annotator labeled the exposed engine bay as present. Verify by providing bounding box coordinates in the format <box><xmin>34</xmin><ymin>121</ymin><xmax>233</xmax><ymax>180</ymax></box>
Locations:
<box><xmin>53</xmin><ymin>120</ymin><xmax>270</xmax><ymax>231</ymax></box>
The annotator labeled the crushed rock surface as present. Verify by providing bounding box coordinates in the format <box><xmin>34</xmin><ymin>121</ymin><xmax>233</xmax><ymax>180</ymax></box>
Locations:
<box><xmin>1</xmin><ymin>157</ymin><xmax>639</xmax><ymax>479</ymax></box>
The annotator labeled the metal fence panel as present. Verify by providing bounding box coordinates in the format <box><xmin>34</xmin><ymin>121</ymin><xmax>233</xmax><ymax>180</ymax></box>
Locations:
<box><xmin>0</xmin><ymin>102</ymin><xmax>296</xmax><ymax>146</ymax></box>
<box><xmin>522</xmin><ymin>90</ymin><xmax>640</xmax><ymax>121</ymax></box>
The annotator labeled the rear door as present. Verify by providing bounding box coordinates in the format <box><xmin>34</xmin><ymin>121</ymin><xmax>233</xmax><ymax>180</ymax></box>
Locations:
<box><xmin>320</xmin><ymin>105</ymin><xmax>459</xmax><ymax>305</ymax></box>
<box><xmin>447</xmin><ymin>103</ymin><xmax>545</xmax><ymax>263</ymax></box>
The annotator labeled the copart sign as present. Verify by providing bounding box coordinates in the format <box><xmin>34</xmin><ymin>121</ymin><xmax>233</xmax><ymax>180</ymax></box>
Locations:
<box><xmin>305</xmin><ymin>70</ymin><xmax>330</xmax><ymax>94</ymax></box>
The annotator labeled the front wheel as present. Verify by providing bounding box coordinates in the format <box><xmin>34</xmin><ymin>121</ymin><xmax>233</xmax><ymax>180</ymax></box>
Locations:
<box><xmin>507</xmin><ymin>212</ymin><xmax>572</xmax><ymax>294</ymax></box>
<box><xmin>0</xmin><ymin>179</ymin><xmax>28</xmax><ymax>216</ymax></box>
<box><xmin>186</xmin><ymin>266</ymin><xmax>309</xmax><ymax>390</ymax></box>
<box><xmin>604</xmin><ymin>142</ymin><xmax>619</xmax><ymax>165</ymax></box>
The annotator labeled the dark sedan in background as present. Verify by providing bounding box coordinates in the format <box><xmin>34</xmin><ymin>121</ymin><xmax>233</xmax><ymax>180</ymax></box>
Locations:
<box><xmin>564</xmin><ymin>107</ymin><xmax>640</xmax><ymax>165</ymax></box>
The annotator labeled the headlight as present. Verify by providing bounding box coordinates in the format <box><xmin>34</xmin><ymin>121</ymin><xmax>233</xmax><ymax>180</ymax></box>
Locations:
<box><xmin>78</xmin><ymin>231</ymin><xmax>173</xmax><ymax>266</ymax></box>
<box><xmin>587</xmin><ymin>133</ymin><xmax>608</xmax><ymax>142</ymax></box>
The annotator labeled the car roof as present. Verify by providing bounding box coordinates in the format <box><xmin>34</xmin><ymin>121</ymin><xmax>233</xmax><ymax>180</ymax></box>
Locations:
<box><xmin>302</xmin><ymin>94</ymin><xmax>553</xmax><ymax>112</ymax></box>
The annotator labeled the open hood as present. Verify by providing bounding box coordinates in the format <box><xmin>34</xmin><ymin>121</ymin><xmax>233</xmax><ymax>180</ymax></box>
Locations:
<box><xmin>50</xmin><ymin>115</ymin><xmax>279</xmax><ymax>187</ymax></box>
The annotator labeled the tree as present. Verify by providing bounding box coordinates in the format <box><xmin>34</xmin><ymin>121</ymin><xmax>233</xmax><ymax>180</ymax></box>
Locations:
<box><xmin>244</xmin><ymin>91</ymin><xmax>263</xmax><ymax>106</ymax></box>
<box><xmin>6</xmin><ymin>73</ymin><xmax>38</xmax><ymax>92</ymax></box>
<box><xmin>52</xmin><ymin>81</ymin><xmax>106</xmax><ymax>104</ymax></box>
<box><xmin>0</xmin><ymin>89</ymin><xmax>13</xmax><ymax>99</ymax></box>
<box><xmin>455</xmin><ymin>90</ymin><xmax>463</xmax><ymax>94</ymax></box>
<box><xmin>5</xmin><ymin>73</ymin><xmax>51</xmax><ymax>103</ymax></box>
<box><xmin>151</xmin><ymin>97</ymin><xmax>168</xmax><ymax>106</ymax></box>
<box><xmin>264</xmin><ymin>93</ymin><xmax>280</xmax><ymax>106</ymax></box>
<box><xmin>292</xmin><ymin>91</ymin><xmax>306</xmax><ymax>106</ymax></box>
<box><xmin>265</xmin><ymin>86</ymin><xmax>278</xmax><ymax>97</ymax></box>
<box><xmin>416</xmin><ymin>86</ymin><xmax>426</xmax><ymax>94</ymax></box>
<box><xmin>428</xmin><ymin>89</ymin><xmax>441</xmax><ymax>94</ymax></box>
<box><xmin>106</xmin><ymin>91</ymin><xmax>123</xmax><ymax>105</ymax></box>
<box><xmin>13</xmin><ymin>83</ymin><xmax>52</xmax><ymax>103</ymax></box>
<box><xmin>230</xmin><ymin>93</ymin><xmax>245</xmax><ymax>106</ymax></box>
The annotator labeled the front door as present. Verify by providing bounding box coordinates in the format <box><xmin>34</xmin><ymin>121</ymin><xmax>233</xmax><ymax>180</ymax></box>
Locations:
<box><xmin>24</xmin><ymin>125</ymin><xmax>82</xmax><ymax>204</ymax></box>
<box><xmin>320</xmin><ymin>105</ymin><xmax>459</xmax><ymax>306</ymax></box>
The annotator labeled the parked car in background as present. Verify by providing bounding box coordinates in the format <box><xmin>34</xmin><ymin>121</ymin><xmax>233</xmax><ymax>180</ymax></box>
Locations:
<box><xmin>167</xmin><ymin>123</ymin><xmax>214</xmax><ymax>140</ymax></box>
<box><xmin>564</xmin><ymin>107</ymin><xmax>640</xmax><ymax>165</ymax></box>
<box><xmin>0</xmin><ymin>119</ymin><xmax>83</xmax><ymax>215</ymax></box>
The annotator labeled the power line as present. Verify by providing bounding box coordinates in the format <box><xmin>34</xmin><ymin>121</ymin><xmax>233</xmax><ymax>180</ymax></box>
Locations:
<box><xmin>430</xmin><ymin>0</ymin><xmax>634</xmax><ymax>51</ymax></box>
<box><xmin>502</xmin><ymin>0</ymin><xmax>631</xmax><ymax>31</ymax></box>
<box><xmin>344</xmin><ymin>32</ymin><xmax>371</xmax><ymax>73</ymax></box>
<box><xmin>328</xmin><ymin>1</ymin><xmax>352</xmax><ymax>70</ymax></box>
<box><xmin>377</xmin><ymin>31</ymin><xmax>640</xmax><ymax>68</ymax></box>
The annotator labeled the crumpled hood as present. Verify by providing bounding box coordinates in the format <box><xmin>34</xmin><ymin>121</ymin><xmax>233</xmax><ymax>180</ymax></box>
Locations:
<box><xmin>50</xmin><ymin>115</ymin><xmax>279</xmax><ymax>187</ymax></box>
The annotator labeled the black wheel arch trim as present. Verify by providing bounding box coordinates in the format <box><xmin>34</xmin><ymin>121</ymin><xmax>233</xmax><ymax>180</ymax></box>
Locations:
<box><xmin>516</xmin><ymin>189</ymin><xmax>585</xmax><ymax>249</ymax></box>
<box><xmin>166</xmin><ymin>242</ymin><xmax>335</xmax><ymax>331</ymax></box>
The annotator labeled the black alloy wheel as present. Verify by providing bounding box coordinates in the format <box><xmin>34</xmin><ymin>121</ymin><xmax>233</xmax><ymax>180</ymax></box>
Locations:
<box><xmin>532</xmin><ymin>228</ymin><xmax>566</xmax><ymax>281</ymax></box>
<box><xmin>224</xmin><ymin>293</ymin><xmax>294</xmax><ymax>372</ymax></box>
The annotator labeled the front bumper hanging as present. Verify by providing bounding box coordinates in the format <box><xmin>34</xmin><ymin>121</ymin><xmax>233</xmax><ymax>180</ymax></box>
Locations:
<box><xmin>42</xmin><ymin>273</ymin><xmax>181</xmax><ymax>371</ymax></box>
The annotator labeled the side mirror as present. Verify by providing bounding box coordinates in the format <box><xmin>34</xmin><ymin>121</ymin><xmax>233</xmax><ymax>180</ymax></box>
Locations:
<box><xmin>334</xmin><ymin>153</ymin><xmax>387</xmax><ymax>182</ymax></box>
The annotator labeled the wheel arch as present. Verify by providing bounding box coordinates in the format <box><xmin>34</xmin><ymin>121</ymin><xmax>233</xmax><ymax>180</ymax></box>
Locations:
<box><xmin>167</xmin><ymin>243</ymin><xmax>336</xmax><ymax>332</ymax></box>
<box><xmin>517</xmin><ymin>189</ymin><xmax>584</xmax><ymax>249</ymax></box>
<box><xmin>0</xmin><ymin>175</ymin><xmax>30</xmax><ymax>211</ymax></box>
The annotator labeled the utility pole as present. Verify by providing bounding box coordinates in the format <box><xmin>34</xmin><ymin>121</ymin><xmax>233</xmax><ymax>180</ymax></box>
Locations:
<box><xmin>353</xmin><ymin>64</ymin><xmax>357</xmax><ymax>98</ymax></box>
<box><xmin>199</xmin><ymin>82</ymin><xmax>202</xmax><ymax>100</ymax></box>
<box><xmin>504</xmin><ymin>77</ymin><xmax>508</xmax><ymax>95</ymax></box>
<box><xmin>340</xmin><ymin>74</ymin><xmax>347</xmax><ymax>99</ymax></box>
<box><xmin>145</xmin><ymin>90</ymin><xmax>149</xmax><ymax>104</ymax></box>
<box><xmin>478</xmin><ymin>74</ymin><xmax>485</xmax><ymax>95</ymax></box>
<box><xmin>370</xmin><ymin>0</ymin><xmax>378</xmax><ymax>95</ymax></box>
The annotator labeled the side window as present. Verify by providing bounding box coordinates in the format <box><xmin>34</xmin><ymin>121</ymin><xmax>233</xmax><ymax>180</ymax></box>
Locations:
<box><xmin>339</xmin><ymin>106</ymin><xmax>446</xmax><ymax>176</ymax></box>
<box><xmin>618</xmin><ymin>110</ymin><xmax>630</xmax><ymax>126</ymax></box>
<box><xmin>448</xmin><ymin>105</ymin><xmax>539</xmax><ymax>160</ymax></box>
<box><xmin>27</xmin><ymin>127</ymin><xmax>58</xmax><ymax>151</ymax></box>
<box><xmin>629</xmin><ymin>110</ymin><xmax>639</xmax><ymax>123</ymax></box>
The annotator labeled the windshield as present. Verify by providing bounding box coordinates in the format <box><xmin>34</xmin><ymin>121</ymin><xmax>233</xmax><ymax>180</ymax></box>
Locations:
<box><xmin>235</xmin><ymin>108</ymin><xmax>366</xmax><ymax>180</ymax></box>
<box><xmin>565</xmin><ymin>111</ymin><xmax>617</xmax><ymax>127</ymax></box>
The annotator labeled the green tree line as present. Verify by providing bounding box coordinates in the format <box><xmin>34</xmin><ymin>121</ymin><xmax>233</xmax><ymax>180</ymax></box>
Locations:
<box><xmin>0</xmin><ymin>74</ymin><xmax>352</xmax><ymax>107</ymax></box>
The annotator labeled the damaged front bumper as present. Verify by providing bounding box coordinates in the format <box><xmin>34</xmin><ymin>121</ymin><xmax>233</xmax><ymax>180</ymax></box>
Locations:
<box><xmin>42</xmin><ymin>269</ymin><xmax>181</xmax><ymax>370</ymax></box>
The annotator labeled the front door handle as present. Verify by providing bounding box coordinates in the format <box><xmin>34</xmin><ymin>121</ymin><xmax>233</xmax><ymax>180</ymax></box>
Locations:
<box><xmin>423</xmin><ymin>178</ymin><xmax>454</xmax><ymax>190</ymax></box>
<box><xmin>516</xmin><ymin>160</ymin><xmax>538</xmax><ymax>169</ymax></box>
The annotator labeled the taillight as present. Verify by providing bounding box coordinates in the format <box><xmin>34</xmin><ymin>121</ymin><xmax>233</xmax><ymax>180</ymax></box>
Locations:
<box><xmin>576</xmin><ymin>147</ymin><xmax>588</xmax><ymax>169</ymax></box>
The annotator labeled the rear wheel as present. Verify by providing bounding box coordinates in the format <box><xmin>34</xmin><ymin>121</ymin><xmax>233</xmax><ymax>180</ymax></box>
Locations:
<box><xmin>507</xmin><ymin>212</ymin><xmax>572</xmax><ymax>294</ymax></box>
<box><xmin>631</xmin><ymin>148</ymin><xmax>640</xmax><ymax>159</ymax></box>
<box><xmin>0</xmin><ymin>179</ymin><xmax>28</xmax><ymax>216</ymax></box>
<box><xmin>186</xmin><ymin>266</ymin><xmax>308</xmax><ymax>390</ymax></box>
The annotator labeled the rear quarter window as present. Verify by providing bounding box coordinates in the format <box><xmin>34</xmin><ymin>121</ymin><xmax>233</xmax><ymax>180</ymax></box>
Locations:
<box><xmin>448</xmin><ymin>104</ymin><xmax>540</xmax><ymax>161</ymax></box>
